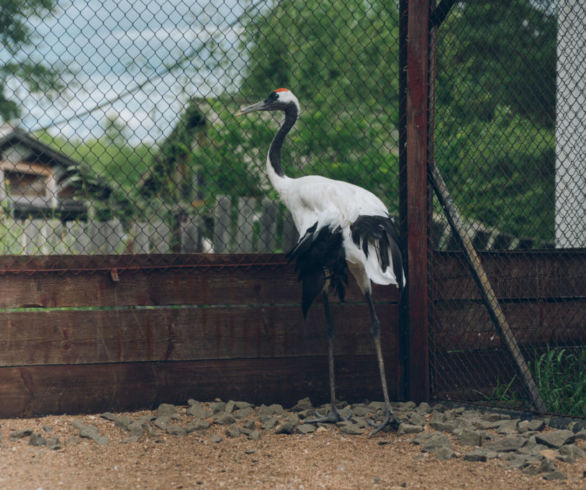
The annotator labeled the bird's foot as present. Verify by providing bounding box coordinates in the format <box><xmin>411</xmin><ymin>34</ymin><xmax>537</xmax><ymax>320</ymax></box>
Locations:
<box><xmin>367</xmin><ymin>409</ymin><xmax>399</xmax><ymax>438</ymax></box>
<box><xmin>306</xmin><ymin>407</ymin><xmax>347</xmax><ymax>424</ymax></box>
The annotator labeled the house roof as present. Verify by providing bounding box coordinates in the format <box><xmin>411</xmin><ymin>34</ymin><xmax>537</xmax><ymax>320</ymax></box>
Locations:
<box><xmin>0</xmin><ymin>124</ymin><xmax>80</xmax><ymax>171</ymax></box>
<box><xmin>0</xmin><ymin>124</ymin><xmax>113</xmax><ymax>215</ymax></box>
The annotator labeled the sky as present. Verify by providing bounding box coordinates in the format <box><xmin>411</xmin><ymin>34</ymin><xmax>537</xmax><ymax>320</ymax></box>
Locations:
<box><xmin>5</xmin><ymin>0</ymin><xmax>253</xmax><ymax>143</ymax></box>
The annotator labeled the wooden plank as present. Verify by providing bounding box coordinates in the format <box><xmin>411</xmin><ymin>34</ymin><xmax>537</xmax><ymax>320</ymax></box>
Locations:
<box><xmin>432</xmin><ymin>349</ymin><xmax>521</xmax><ymax>402</ymax></box>
<box><xmin>0</xmin><ymin>355</ymin><xmax>401</xmax><ymax>418</ymax></box>
<box><xmin>0</xmin><ymin>257</ymin><xmax>399</xmax><ymax>308</ymax></box>
<box><xmin>0</xmin><ymin>303</ymin><xmax>399</xmax><ymax>366</ymax></box>
<box><xmin>432</xmin><ymin>299</ymin><xmax>586</xmax><ymax>351</ymax></box>
<box><xmin>433</xmin><ymin>250</ymin><xmax>586</xmax><ymax>301</ymax></box>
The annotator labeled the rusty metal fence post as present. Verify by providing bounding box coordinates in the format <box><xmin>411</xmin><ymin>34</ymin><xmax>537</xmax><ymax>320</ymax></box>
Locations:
<box><xmin>399</xmin><ymin>0</ymin><xmax>432</xmax><ymax>403</ymax></box>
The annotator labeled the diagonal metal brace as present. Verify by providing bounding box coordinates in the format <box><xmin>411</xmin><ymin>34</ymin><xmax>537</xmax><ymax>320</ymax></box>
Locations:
<box><xmin>429</xmin><ymin>160</ymin><xmax>547</xmax><ymax>414</ymax></box>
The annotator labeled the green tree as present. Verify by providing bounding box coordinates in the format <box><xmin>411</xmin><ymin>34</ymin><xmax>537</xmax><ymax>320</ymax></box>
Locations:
<box><xmin>435</xmin><ymin>0</ymin><xmax>557</xmax><ymax>242</ymax></box>
<box><xmin>0</xmin><ymin>0</ymin><xmax>65</xmax><ymax>121</ymax></box>
<box><xmin>239</xmin><ymin>0</ymin><xmax>402</xmax><ymax>211</ymax></box>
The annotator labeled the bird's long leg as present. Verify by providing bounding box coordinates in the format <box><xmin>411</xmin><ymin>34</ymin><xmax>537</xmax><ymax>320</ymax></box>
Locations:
<box><xmin>365</xmin><ymin>291</ymin><xmax>399</xmax><ymax>437</ymax></box>
<box><xmin>306</xmin><ymin>291</ymin><xmax>343</xmax><ymax>424</ymax></box>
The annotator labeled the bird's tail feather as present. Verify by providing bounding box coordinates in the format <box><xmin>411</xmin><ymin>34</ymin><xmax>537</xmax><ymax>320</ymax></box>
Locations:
<box><xmin>350</xmin><ymin>215</ymin><xmax>405</xmax><ymax>291</ymax></box>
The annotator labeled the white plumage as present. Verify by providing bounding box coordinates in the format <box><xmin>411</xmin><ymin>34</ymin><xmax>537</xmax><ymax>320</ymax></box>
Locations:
<box><xmin>238</xmin><ymin>88</ymin><xmax>404</xmax><ymax>436</ymax></box>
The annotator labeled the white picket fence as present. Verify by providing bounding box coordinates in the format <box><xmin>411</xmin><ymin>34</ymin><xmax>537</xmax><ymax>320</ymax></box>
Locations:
<box><xmin>0</xmin><ymin>196</ymin><xmax>299</xmax><ymax>255</ymax></box>
<box><xmin>0</xmin><ymin>194</ymin><xmax>536</xmax><ymax>255</ymax></box>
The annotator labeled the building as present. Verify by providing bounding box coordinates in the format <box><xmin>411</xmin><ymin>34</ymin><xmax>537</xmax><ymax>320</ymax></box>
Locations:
<box><xmin>0</xmin><ymin>124</ymin><xmax>110</xmax><ymax>220</ymax></box>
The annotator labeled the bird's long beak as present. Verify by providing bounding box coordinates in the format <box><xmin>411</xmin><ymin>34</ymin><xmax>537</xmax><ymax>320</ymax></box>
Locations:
<box><xmin>235</xmin><ymin>100</ymin><xmax>266</xmax><ymax>116</ymax></box>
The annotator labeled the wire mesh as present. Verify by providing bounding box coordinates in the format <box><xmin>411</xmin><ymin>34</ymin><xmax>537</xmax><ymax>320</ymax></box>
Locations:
<box><xmin>430</xmin><ymin>0</ymin><xmax>586</xmax><ymax>416</ymax></box>
<box><xmin>0</xmin><ymin>0</ymin><xmax>401</xmax><ymax>258</ymax></box>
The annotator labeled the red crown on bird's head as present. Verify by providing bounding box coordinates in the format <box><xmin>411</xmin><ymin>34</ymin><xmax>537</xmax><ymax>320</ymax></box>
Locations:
<box><xmin>275</xmin><ymin>88</ymin><xmax>289</xmax><ymax>93</ymax></box>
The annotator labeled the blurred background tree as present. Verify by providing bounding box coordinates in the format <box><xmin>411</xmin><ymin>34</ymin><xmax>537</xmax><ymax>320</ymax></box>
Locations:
<box><xmin>0</xmin><ymin>0</ymin><xmax>66</xmax><ymax>121</ymax></box>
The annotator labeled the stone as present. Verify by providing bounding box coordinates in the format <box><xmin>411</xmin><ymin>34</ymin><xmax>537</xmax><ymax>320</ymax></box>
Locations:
<box><xmin>421</xmin><ymin>433</ymin><xmax>453</xmax><ymax>453</ymax></box>
<box><xmin>157</xmin><ymin>403</ymin><xmax>178</xmax><ymax>417</ymax></box>
<box><xmin>185</xmin><ymin>419</ymin><xmax>211</xmax><ymax>433</ymax></box>
<box><xmin>456</xmin><ymin>429</ymin><xmax>482</xmax><ymax>447</ymax></box>
<box><xmin>10</xmin><ymin>429</ymin><xmax>33</xmax><ymax>440</ymax></box>
<box><xmin>275</xmin><ymin>415</ymin><xmax>299</xmax><ymax>434</ymax></box>
<box><xmin>408</xmin><ymin>413</ymin><xmax>426</xmax><ymax>427</ymax></box>
<box><xmin>517</xmin><ymin>420</ymin><xmax>530</xmax><ymax>433</ymax></box>
<box><xmin>338</xmin><ymin>422</ymin><xmax>363</xmax><ymax>435</ymax></box>
<box><xmin>71</xmin><ymin>421</ymin><xmax>109</xmax><ymax>445</ymax></box>
<box><xmin>483</xmin><ymin>413</ymin><xmax>511</xmax><ymax>422</ymax></box>
<box><xmin>574</xmin><ymin>429</ymin><xmax>586</xmax><ymax>441</ymax></box>
<box><xmin>398</xmin><ymin>423</ymin><xmax>424</xmax><ymax>435</ymax></box>
<box><xmin>166</xmin><ymin>425</ymin><xmax>186</xmax><ymax>436</ymax></box>
<box><xmin>247</xmin><ymin>430</ymin><xmax>261</xmax><ymax>441</ymax></box>
<box><xmin>434</xmin><ymin>446</ymin><xmax>455</xmax><ymax>460</ymax></box>
<box><xmin>46</xmin><ymin>437</ymin><xmax>62</xmax><ymax>450</ymax></box>
<box><xmin>209</xmin><ymin>434</ymin><xmax>223</xmax><ymax>443</ymax></box>
<box><xmin>261</xmin><ymin>416</ymin><xmax>279</xmax><ymax>431</ymax></box>
<box><xmin>241</xmin><ymin>419</ymin><xmax>256</xmax><ymax>431</ymax></box>
<box><xmin>368</xmin><ymin>401</ymin><xmax>387</xmax><ymax>412</ymax></box>
<box><xmin>214</xmin><ymin>413</ymin><xmax>236</xmax><ymax>426</ymax></box>
<box><xmin>496</xmin><ymin>419</ymin><xmax>520</xmax><ymax>434</ymax></box>
<box><xmin>416</xmin><ymin>402</ymin><xmax>432</xmax><ymax>414</ymax></box>
<box><xmin>225</xmin><ymin>400</ymin><xmax>236</xmax><ymax>414</ymax></box>
<box><xmin>430</xmin><ymin>420</ymin><xmax>457</xmax><ymax>433</ymax></box>
<box><xmin>153</xmin><ymin>417</ymin><xmax>170</xmax><ymax>431</ymax></box>
<box><xmin>296</xmin><ymin>424</ymin><xmax>316</xmax><ymax>434</ymax></box>
<box><xmin>352</xmin><ymin>406</ymin><xmax>370</xmax><ymax>418</ymax></box>
<box><xmin>536</xmin><ymin>430</ymin><xmax>575</xmax><ymax>449</ymax></box>
<box><xmin>225</xmin><ymin>424</ymin><xmax>240</xmax><ymax>438</ymax></box>
<box><xmin>210</xmin><ymin>401</ymin><xmax>226</xmax><ymax>414</ymax></box>
<box><xmin>234</xmin><ymin>407</ymin><xmax>254</xmax><ymax>420</ymax></box>
<box><xmin>29</xmin><ymin>433</ymin><xmax>47</xmax><ymax>447</ymax></box>
<box><xmin>484</xmin><ymin>436</ymin><xmax>527</xmax><ymax>452</ymax></box>
<box><xmin>339</xmin><ymin>406</ymin><xmax>353</xmax><ymax>420</ymax></box>
<box><xmin>558</xmin><ymin>444</ymin><xmax>585</xmax><ymax>463</ymax></box>
<box><xmin>463</xmin><ymin>449</ymin><xmax>497</xmax><ymax>462</ymax></box>
<box><xmin>291</xmin><ymin>397</ymin><xmax>313</xmax><ymax>412</ymax></box>
<box><xmin>543</xmin><ymin>471</ymin><xmax>566</xmax><ymax>481</ymax></box>
<box><xmin>539</xmin><ymin>458</ymin><xmax>556</xmax><ymax>473</ymax></box>
<box><xmin>187</xmin><ymin>402</ymin><xmax>208</xmax><ymax>419</ymax></box>
<box><xmin>526</xmin><ymin>419</ymin><xmax>546</xmax><ymax>432</ymax></box>
<box><xmin>234</xmin><ymin>401</ymin><xmax>253</xmax><ymax>410</ymax></box>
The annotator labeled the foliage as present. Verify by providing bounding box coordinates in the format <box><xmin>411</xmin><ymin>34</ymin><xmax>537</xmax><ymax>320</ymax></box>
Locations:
<box><xmin>0</xmin><ymin>0</ymin><xmax>66</xmax><ymax>121</ymax></box>
<box><xmin>436</xmin><ymin>105</ymin><xmax>555</xmax><ymax>242</ymax></box>
<box><xmin>21</xmin><ymin>0</ymin><xmax>559</xmax><ymax>245</ymax></box>
<box><xmin>529</xmin><ymin>346</ymin><xmax>586</xmax><ymax>417</ymax></box>
<box><xmin>238</xmin><ymin>0</ymin><xmax>401</xmax><ymax>211</ymax></box>
<box><xmin>483</xmin><ymin>345</ymin><xmax>586</xmax><ymax>417</ymax></box>
<box><xmin>435</xmin><ymin>0</ymin><xmax>557</xmax><ymax>243</ymax></box>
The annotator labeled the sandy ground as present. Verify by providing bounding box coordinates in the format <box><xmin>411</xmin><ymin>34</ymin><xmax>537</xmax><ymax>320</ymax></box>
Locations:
<box><xmin>0</xmin><ymin>409</ymin><xmax>585</xmax><ymax>490</ymax></box>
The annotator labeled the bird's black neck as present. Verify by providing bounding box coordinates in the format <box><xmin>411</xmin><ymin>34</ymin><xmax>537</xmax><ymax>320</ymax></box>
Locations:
<box><xmin>269</xmin><ymin>104</ymin><xmax>298</xmax><ymax>177</ymax></box>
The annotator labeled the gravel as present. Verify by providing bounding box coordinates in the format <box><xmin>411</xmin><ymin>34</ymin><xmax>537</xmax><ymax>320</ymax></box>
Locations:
<box><xmin>1</xmin><ymin>398</ymin><xmax>585</xmax><ymax>488</ymax></box>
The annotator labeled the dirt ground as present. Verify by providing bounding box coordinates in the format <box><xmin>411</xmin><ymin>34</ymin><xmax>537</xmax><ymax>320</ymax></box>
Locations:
<box><xmin>0</xmin><ymin>408</ymin><xmax>585</xmax><ymax>490</ymax></box>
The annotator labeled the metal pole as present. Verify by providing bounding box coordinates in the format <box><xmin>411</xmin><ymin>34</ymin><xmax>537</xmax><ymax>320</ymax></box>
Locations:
<box><xmin>399</xmin><ymin>0</ymin><xmax>432</xmax><ymax>403</ymax></box>
<box><xmin>429</xmin><ymin>161</ymin><xmax>547</xmax><ymax>414</ymax></box>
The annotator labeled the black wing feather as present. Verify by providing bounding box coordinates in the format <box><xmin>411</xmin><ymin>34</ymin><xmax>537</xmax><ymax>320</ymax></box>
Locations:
<box><xmin>287</xmin><ymin>222</ymin><xmax>348</xmax><ymax>317</ymax></box>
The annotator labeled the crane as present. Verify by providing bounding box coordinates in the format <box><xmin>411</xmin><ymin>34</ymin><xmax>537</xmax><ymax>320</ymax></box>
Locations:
<box><xmin>237</xmin><ymin>88</ymin><xmax>405</xmax><ymax>436</ymax></box>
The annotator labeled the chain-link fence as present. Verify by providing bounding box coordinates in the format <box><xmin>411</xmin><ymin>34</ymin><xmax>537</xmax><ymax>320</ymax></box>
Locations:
<box><xmin>1</xmin><ymin>1</ymin><xmax>584</xmax><ymax>416</ymax></box>
<box><xmin>430</xmin><ymin>0</ymin><xmax>585</xmax><ymax>416</ymax></box>
<box><xmin>0</xmin><ymin>0</ymin><xmax>401</xmax><ymax>257</ymax></box>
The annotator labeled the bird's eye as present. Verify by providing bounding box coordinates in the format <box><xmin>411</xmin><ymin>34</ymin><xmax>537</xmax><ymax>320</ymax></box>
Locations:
<box><xmin>267</xmin><ymin>92</ymin><xmax>279</xmax><ymax>102</ymax></box>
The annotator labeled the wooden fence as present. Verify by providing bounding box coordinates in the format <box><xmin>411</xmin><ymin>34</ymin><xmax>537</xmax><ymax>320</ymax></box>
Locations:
<box><xmin>0</xmin><ymin>250</ymin><xmax>583</xmax><ymax>418</ymax></box>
